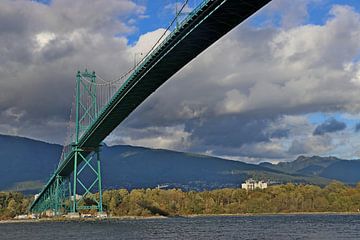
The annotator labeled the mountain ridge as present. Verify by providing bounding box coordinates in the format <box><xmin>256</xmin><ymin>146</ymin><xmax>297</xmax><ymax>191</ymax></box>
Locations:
<box><xmin>0</xmin><ymin>134</ymin><xmax>359</xmax><ymax>193</ymax></box>
<box><xmin>260</xmin><ymin>155</ymin><xmax>360</xmax><ymax>184</ymax></box>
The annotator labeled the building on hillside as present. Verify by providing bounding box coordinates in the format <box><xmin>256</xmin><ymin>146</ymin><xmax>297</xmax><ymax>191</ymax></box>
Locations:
<box><xmin>156</xmin><ymin>184</ymin><xmax>169</xmax><ymax>189</ymax></box>
<box><xmin>241</xmin><ymin>179</ymin><xmax>268</xmax><ymax>190</ymax></box>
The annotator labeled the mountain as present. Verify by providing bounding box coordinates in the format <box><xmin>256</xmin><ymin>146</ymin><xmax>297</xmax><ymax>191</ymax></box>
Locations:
<box><xmin>99</xmin><ymin>146</ymin><xmax>331</xmax><ymax>190</ymax></box>
<box><xmin>260</xmin><ymin>155</ymin><xmax>360</xmax><ymax>184</ymax></box>
<box><xmin>0</xmin><ymin>134</ymin><xmax>332</xmax><ymax>193</ymax></box>
<box><xmin>0</xmin><ymin>134</ymin><xmax>62</xmax><ymax>192</ymax></box>
<box><xmin>259</xmin><ymin>156</ymin><xmax>340</xmax><ymax>173</ymax></box>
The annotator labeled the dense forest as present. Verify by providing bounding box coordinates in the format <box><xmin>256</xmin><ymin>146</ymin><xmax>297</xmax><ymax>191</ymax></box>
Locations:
<box><xmin>2</xmin><ymin>182</ymin><xmax>360</xmax><ymax>220</ymax></box>
<box><xmin>100</xmin><ymin>182</ymin><xmax>360</xmax><ymax>216</ymax></box>
<box><xmin>0</xmin><ymin>192</ymin><xmax>31</xmax><ymax>220</ymax></box>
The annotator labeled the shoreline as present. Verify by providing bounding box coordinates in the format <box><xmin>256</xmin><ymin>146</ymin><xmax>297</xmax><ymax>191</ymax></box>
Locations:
<box><xmin>1</xmin><ymin>212</ymin><xmax>360</xmax><ymax>224</ymax></box>
<box><xmin>184</xmin><ymin>211</ymin><xmax>360</xmax><ymax>218</ymax></box>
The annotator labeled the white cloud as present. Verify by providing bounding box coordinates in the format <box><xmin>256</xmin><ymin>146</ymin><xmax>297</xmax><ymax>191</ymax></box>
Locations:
<box><xmin>217</xmin><ymin>89</ymin><xmax>247</xmax><ymax>114</ymax></box>
<box><xmin>129</xmin><ymin>28</ymin><xmax>169</xmax><ymax>59</ymax></box>
<box><xmin>265</xmin><ymin>0</ymin><xmax>321</xmax><ymax>28</ymax></box>
<box><xmin>3</xmin><ymin>107</ymin><xmax>26</xmax><ymax>122</ymax></box>
<box><xmin>106</xmin><ymin>125</ymin><xmax>191</xmax><ymax>151</ymax></box>
<box><xmin>34</xmin><ymin>32</ymin><xmax>56</xmax><ymax>51</ymax></box>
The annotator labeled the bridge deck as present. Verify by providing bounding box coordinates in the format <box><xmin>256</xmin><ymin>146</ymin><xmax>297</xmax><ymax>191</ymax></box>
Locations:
<box><xmin>30</xmin><ymin>0</ymin><xmax>271</xmax><ymax>211</ymax></box>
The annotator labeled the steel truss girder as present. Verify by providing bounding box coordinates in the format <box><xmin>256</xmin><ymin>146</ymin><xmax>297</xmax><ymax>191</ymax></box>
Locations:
<box><xmin>31</xmin><ymin>175</ymin><xmax>69</xmax><ymax>215</ymax></box>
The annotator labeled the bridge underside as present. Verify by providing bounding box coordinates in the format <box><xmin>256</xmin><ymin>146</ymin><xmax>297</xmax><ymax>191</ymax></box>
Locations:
<box><xmin>30</xmin><ymin>0</ymin><xmax>272</xmax><ymax>213</ymax></box>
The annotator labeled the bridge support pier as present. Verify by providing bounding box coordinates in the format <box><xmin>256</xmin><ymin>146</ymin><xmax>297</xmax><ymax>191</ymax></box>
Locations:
<box><xmin>71</xmin><ymin>145</ymin><xmax>103</xmax><ymax>213</ymax></box>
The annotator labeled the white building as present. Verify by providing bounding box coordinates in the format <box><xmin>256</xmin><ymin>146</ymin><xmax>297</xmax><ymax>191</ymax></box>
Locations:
<box><xmin>241</xmin><ymin>179</ymin><xmax>268</xmax><ymax>190</ymax></box>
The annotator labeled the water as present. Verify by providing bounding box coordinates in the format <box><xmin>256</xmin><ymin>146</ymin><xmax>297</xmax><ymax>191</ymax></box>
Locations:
<box><xmin>1</xmin><ymin>214</ymin><xmax>360</xmax><ymax>239</ymax></box>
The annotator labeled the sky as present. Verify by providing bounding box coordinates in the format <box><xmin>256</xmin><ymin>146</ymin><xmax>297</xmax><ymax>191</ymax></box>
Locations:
<box><xmin>1</xmin><ymin>0</ymin><xmax>360</xmax><ymax>163</ymax></box>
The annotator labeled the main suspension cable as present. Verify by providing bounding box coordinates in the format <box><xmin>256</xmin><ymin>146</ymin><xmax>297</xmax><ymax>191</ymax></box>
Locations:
<box><xmin>80</xmin><ymin>0</ymin><xmax>190</xmax><ymax>86</ymax></box>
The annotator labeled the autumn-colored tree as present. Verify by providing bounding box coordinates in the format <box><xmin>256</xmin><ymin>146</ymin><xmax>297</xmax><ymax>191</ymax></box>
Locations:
<box><xmin>3</xmin><ymin>182</ymin><xmax>360</xmax><ymax>219</ymax></box>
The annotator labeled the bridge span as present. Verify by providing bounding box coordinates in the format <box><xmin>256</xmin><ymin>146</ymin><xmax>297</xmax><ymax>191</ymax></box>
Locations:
<box><xmin>30</xmin><ymin>0</ymin><xmax>272</xmax><ymax>214</ymax></box>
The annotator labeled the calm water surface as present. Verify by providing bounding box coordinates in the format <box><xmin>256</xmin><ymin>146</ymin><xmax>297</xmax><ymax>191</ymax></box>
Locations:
<box><xmin>1</xmin><ymin>214</ymin><xmax>360</xmax><ymax>239</ymax></box>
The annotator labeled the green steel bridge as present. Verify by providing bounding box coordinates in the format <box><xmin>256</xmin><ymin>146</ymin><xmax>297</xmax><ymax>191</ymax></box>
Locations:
<box><xmin>29</xmin><ymin>0</ymin><xmax>272</xmax><ymax>215</ymax></box>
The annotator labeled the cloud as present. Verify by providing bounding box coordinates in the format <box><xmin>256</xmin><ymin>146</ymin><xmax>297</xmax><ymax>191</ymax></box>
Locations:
<box><xmin>1</xmin><ymin>1</ymin><xmax>360</xmax><ymax>162</ymax></box>
<box><xmin>128</xmin><ymin>5</ymin><xmax>360</xmax><ymax>128</ymax></box>
<box><xmin>185</xmin><ymin>116</ymin><xmax>271</xmax><ymax>149</ymax></box>
<box><xmin>106</xmin><ymin>124</ymin><xmax>191</xmax><ymax>151</ymax></box>
<box><xmin>129</xmin><ymin>28</ymin><xmax>169</xmax><ymax>56</ymax></box>
<box><xmin>288</xmin><ymin>135</ymin><xmax>332</xmax><ymax>155</ymax></box>
<box><xmin>116</xmin><ymin>4</ymin><xmax>360</xmax><ymax>160</ymax></box>
<box><xmin>265</xmin><ymin>0</ymin><xmax>321</xmax><ymax>28</ymax></box>
<box><xmin>313</xmin><ymin>118</ymin><xmax>347</xmax><ymax>136</ymax></box>
<box><xmin>355</xmin><ymin>122</ymin><xmax>360</xmax><ymax>132</ymax></box>
<box><xmin>0</xmin><ymin>0</ymin><xmax>145</xmax><ymax>143</ymax></box>
<box><xmin>164</xmin><ymin>2</ymin><xmax>193</xmax><ymax>15</ymax></box>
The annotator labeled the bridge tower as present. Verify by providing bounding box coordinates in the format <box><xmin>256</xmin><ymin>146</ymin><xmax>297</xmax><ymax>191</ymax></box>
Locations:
<box><xmin>71</xmin><ymin>69</ymin><xmax>103</xmax><ymax>214</ymax></box>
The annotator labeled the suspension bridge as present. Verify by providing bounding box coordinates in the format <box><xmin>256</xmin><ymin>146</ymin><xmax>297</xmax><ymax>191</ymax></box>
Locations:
<box><xmin>29</xmin><ymin>0</ymin><xmax>272</xmax><ymax>215</ymax></box>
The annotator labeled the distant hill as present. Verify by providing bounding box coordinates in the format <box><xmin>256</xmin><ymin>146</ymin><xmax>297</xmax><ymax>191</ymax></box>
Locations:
<box><xmin>260</xmin><ymin>155</ymin><xmax>360</xmax><ymax>184</ymax></box>
<box><xmin>2</xmin><ymin>134</ymin><xmax>357</xmax><ymax>194</ymax></box>
<box><xmin>259</xmin><ymin>156</ymin><xmax>339</xmax><ymax>173</ymax></box>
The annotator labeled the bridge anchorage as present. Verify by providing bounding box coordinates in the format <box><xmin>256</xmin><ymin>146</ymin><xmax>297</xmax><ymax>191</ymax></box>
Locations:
<box><xmin>29</xmin><ymin>0</ymin><xmax>272</xmax><ymax>217</ymax></box>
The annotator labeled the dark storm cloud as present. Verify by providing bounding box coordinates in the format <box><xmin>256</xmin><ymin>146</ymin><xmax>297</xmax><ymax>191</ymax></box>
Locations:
<box><xmin>269</xmin><ymin>128</ymin><xmax>290</xmax><ymax>139</ymax></box>
<box><xmin>186</xmin><ymin>116</ymin><xmax>270</xmax><ymax>148</ymax></box>
<box><xmin>355</xmin><ymin>122</ymin><xmax>360</xmax><ymax>132</ymax></box>
<box><xmin>184</xmin><ymin>115</ymin><xmax>290</xmax><ymax>149</ymax></box>
<box><xmin>0</xmin><ymin>6</ymin><xmax>28</xmax><ymax>34</ymax></box>
<box><xmin>313</xmin><ymin>118</ymin><xmax>346</xmax><ymax>136</ymax></box>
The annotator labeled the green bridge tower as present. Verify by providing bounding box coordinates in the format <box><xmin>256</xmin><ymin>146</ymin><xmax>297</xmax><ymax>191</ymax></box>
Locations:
<box><xmin>71</xmin><ymin>69</ymin><xmax>103</xmax><ymax>214</ymax></box>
